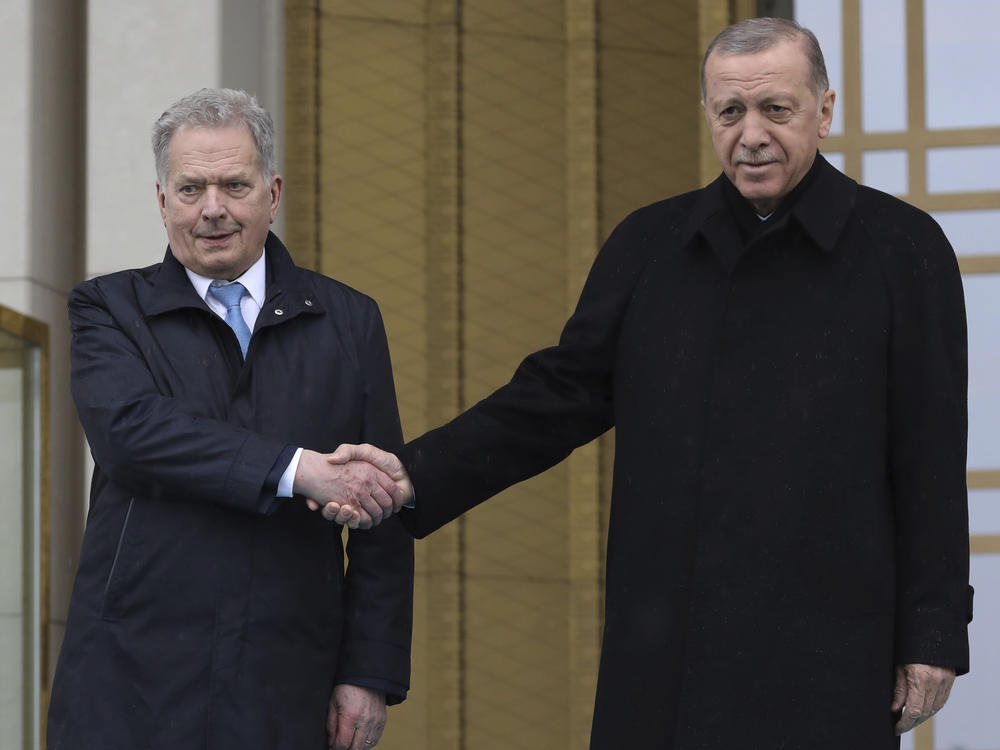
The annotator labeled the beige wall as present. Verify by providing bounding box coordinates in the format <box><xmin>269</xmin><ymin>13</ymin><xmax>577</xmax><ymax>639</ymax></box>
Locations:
<box><xmin>0</xmin><ymin>2</ymin><xmax>284</xmax><ymax>746</ymax></box>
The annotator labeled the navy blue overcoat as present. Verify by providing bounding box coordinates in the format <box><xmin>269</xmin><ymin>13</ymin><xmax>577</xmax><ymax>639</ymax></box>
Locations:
<box><xmin>48</xmin><ymin>234</ymin><xmax>413</xmax><ymax>750</ymax></box>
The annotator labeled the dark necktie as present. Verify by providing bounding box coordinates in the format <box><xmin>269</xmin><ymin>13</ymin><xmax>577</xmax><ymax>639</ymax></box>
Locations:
<box><xmin>208</xmin><ymin>281</ymin><xmax>252</xmax><ymax>357</ymax></box>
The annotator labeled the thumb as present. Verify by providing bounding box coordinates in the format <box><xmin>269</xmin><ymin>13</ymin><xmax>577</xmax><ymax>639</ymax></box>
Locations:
<box><xmin>328</xmin><ymin>443</ymin><xmax>366</xmax><ymax>465</ymax></box>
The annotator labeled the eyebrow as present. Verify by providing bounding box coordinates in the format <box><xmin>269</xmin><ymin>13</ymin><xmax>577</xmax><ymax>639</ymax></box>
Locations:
<box><xmin>174</xmin><ymin>171</ymin><xmax>254</xmax><ymax>185</ymax></box>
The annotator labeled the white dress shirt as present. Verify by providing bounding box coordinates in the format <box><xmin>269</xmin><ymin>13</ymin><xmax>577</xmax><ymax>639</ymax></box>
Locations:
<box><xmin>184</xmin><ymin>250</ymin><xmax>303</xmax><ymax>497</ymax></box>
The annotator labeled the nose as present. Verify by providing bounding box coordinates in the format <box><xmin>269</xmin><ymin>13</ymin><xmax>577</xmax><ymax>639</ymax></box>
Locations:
<box><xmin>739</xmin><ymin>110</ymin><xmax>771</xmax><ymax>151</ymax></box>
<box><xmin>201</xmin><ymin>185</ymin><xmax>228</xmax><ymax>221</ymax></box>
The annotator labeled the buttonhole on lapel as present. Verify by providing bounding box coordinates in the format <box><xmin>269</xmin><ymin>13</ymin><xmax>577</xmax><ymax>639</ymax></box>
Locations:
<box><xmin>274</xmin><ymin>308</ymin><xmax>284</xmax><ymax>316</ymax></box>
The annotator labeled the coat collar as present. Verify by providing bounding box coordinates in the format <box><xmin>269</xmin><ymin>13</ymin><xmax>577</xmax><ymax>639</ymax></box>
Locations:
<box><xmin>681</xmin><ymin>154</ymin><xmax>858</xmax><ymax>258</ymax></box>
<box><xmin>138</xmin><ymin>232</ymin><xmax>325</xmax><ymax>327</ymax></box>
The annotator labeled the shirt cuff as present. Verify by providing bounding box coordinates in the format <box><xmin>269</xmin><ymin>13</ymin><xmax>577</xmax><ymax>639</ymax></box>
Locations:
<box><xmin>277</xmin><ymin>447</ymin><xmax>304</xmax><ymax>497</ymax></box>
<box><xmin>256</xmin><ymin>444</ymin><xmax>300</xmax><ymax>515</ymax></box>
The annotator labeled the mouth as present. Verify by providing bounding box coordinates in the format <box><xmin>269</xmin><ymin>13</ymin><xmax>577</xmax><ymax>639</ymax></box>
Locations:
<box><xmin>197</xmin><ymin>230</ymin><xmax>239</xmax><ymax>246</ymax></box>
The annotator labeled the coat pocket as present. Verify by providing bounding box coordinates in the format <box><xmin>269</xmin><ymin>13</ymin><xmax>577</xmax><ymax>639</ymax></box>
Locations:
<box><xmin>100</xmin><ymin>497</ymin><xmax>134</xmax><ymax>620</ymax></box>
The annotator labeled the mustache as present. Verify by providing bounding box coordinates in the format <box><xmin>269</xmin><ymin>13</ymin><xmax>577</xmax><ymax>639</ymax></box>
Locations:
<box><xmin>735</xmin><ymin>150</ymin><xmax>778</xmax><ymax>165</ymax></box>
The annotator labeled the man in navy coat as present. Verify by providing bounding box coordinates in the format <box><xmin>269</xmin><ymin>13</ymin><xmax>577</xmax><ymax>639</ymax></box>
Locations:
<box><xmin>332</xmin><ymin>18</ymin><xmax>972</xmax><ymax>750</ymax></box>
<box><xmin>47</xmin><ymin>89</ymin><xmax>413</xmax><ymax>750</ymax></box>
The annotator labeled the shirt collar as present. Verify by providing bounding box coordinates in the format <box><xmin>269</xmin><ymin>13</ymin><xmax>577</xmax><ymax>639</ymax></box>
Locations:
<box><xmin>184</xmin><ymin>250</ymin><xmax>268</xmax><ymax>307</ymax></box>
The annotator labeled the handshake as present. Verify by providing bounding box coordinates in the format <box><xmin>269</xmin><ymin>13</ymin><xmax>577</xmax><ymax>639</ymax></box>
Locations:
<box><xmin>292</xmin><ymin>443</ymin><xmax>413</xmax><ymax>529</ymax></box>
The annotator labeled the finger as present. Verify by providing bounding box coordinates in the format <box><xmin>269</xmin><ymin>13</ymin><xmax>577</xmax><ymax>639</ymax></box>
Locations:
<box><xmin>890</xmin><ymin>666</ymin><xmax>907</xmax><ymax>712</ymax></box>
<box><xmin>351</xmin><ymin>716</ymin><xmax>383</xmax><ymax>750</ymax></box>
<box><xmin>321</xmin><ymin>502</ymin><xmax>344</xmax><ymax>521</ymax></box>
<box><xmin>328</xmin><ymin>442</ymin><xmax>372</xmax><ymax>465</ymax></box>
<box><xmin>349</xmin><ymin>727</ymin><xmax>375</xmax><ymax>750</ymax></box>
<box><xmin>306</xmin><ymin>498</ymin><xmax>320</xmax><ymax>511</ymax></box>
<box><xmin>895</xmin><ymin>675</ymin><xmax>930</xmax><ymax>734</ymax></box>
<box><xmin>370</xmin><ymin>486</ymin><xmax>396</xmax><ymax>518</ymax></box>
<box><xmin>331</xmin><ymin>710</ymin><xmax>356</xmax><ymax>750</ymax></box>
<box><xmin>369</xmin><ymin>468</ymin><xmax>410</xmax><ymax>511</ymax></box>
<box><xmin>932</xmin><ymin>673</ymin><xmax>954</xmax><ymax>713</ymax></box>
<box><xmin>353</xmin><ymin>489</ymin><xmax>385</xmax><ymax>527</ymax></box>
<box><xmin>320</xmin><ymin>503</ymin><xmax>359</xmax><ymax>528</ymax></box>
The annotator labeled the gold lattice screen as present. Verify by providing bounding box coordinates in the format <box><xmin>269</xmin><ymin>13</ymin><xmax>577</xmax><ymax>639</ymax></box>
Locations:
<box><xmin>284</xmin><ymin>2</ymin><xmax>727</xmax><ymax>747</ymax></box>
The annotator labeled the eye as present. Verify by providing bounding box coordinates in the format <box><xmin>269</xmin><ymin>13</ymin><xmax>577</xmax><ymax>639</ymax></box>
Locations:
<box><xmin>180</xmin><ymin>185</ymin><xmax>199</xmax><ymax>195</ymax></box>
<box><xmin>718</xmin><ymin>105</ymin><xmax>743</xmax><ymax>122</ymax></box>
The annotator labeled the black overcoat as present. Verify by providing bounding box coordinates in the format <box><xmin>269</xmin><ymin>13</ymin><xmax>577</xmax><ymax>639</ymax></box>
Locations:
<box><xmin>48</xmin><ymin>234</ymin><xmax>413</xmax><ymax>750</ymax></box>
<box><xmin>399</xmin><ymin>157</ymin><xmax>971</xmax><ymax>748</ymax></box>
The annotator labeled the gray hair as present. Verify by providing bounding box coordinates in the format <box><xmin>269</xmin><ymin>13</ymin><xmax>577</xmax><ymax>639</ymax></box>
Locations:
<box><xmin>701</xmin><ymin>17</ymin><xmax>829</xmax><ymax>99</ymax></box>
<box><xmin>151</xmin><ymin>88</ymin><xmax>276</xmax><ymax>185</ymax></box>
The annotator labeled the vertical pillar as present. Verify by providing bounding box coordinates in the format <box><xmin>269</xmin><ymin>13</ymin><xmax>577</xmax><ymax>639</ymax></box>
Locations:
<box><xmin>0</xmin><ymin>1</ymin><xmax>85</xmax><ymax>720</ymax></box>
<box><xmin>423</xmin><ymin>1</ymin><xmax>465</xmax><ymax>747</ymax></box>
<box><xmin>565</xmin><ymin>1</ymin><xmax>602</xmax><ymax>747</ymax></box>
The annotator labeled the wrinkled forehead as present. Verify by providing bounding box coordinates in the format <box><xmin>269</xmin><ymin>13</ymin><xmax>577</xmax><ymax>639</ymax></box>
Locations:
<box><xmin>703</xmin><ymin>41</ymin><xmax>813</xmax><ymax>100</ymax></box>
<box><xmin>166</xmin><ymin>124</ymin><xmax>261</xmax><ymax>177</ymax></box>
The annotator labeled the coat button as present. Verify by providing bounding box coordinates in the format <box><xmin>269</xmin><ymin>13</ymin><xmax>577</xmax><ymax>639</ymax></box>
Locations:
<box><xmin>304</xmin><ymin>299</ymin><xmax>313</xmax><ymax>307</ymax></box>
<box><xmin>274</xmin><ymin>309</ymin><xmax>284</xmax><ymax>316</ymax></box>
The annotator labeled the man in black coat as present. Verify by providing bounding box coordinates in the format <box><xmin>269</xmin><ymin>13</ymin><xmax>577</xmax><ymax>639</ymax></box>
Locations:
<box><xmin>47</xmin><ymin>89</ymin><xmax>413</xmax><ymax>750</ymax></box>
<box><xmin>330</xmin><ymin>17</ymin><xmax>971</xmax><ymax>750</ymax></box>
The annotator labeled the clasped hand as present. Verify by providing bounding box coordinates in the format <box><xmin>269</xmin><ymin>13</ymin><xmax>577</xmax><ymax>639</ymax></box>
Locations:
<box><xmin>293</xmin><ymin>445</ymin><xmax>412</xmax><ymax>529</ymax></box>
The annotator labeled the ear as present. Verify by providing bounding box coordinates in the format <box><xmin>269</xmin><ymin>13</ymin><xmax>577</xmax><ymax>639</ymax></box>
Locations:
<box><xmin>268</xmin><ymin>174</ymin><xmax>283</xmax><ymax>224</ymax></box>
<box><xmin>817</xmin><ymin>89</ymin><xmax>836</xmax><ymax>139</ymax></box>
<box><xmin>156</xmin><ymin>180</ymin><xmax>168</xmax><ymax>225</ymax></box>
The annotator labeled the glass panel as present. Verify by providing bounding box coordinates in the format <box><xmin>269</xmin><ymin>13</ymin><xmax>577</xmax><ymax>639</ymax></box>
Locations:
<box><xmin>862</xmin><ymin>150</ymin><xmax>908</xmax><ymax>195</ymax></box>
<box><xmin>0</xmin><ymin>324</ymin><xmax>41</xmax><ymax>750</ymax></box>
<box><xmin>0</xmin><ymin>338</ymin><xmax>25</xmax><ymax>750</ymax></box>
<box><xmin>928</xmin><ymin>146</ymin><xmax>1000</xmax><ymax>193</ymax></box>
<box><xmin>931</xmin><ymin>210</ymin><xmax>1000</xmax><ymax>257</ymax></box>
<box><xmin>795</xmin><ymin>0</ymin><xmax>844</xmax><ymax>136</ymax></box>
<box><xmin>933</xmin><ymin>554</ymin><xmax>1000</xmax><ymax>750</ymax></box>
<box><xmin>925</xmin><ymin>0</ymin><xmax>1000</xmax><ymax>130</ymax></box>
<box><xmin>970</xmin><ymin>490</ymin><xmax>1000</xmax><ymax>536</ymax></box>
<box><xmin>822</xmin><ymin>151</ymin><xmax>845</xmax><ymax>173</ymax></box>
<box><xmin>964</xmin><ymin>274</ymin><xmax>1000</xmax><ymax>470</ymax></box>
<box><xmin>861</xmin><ymin>0</ymin><xmax>906</xmax><ymax>132</ymax></box>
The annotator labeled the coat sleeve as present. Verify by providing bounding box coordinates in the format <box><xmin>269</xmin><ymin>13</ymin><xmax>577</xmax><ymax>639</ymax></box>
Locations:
<box><xmin>883</xmin><ymin>208</ymin><xmax>972</xmax><ymax>674</ymax></box>
<box><xmin>398</xmin><ymin>208</ymin><xmax>658</xmax><ymax>537</ymax></box>
<box><xmin>69</xmin><ymin>278</ymin><xmax>287</xmax><ymax>513</ymax></box>
<box><xmin>336</xmin><ymin>302</ymin><xmax>414</xmax><ymax>700</ymax></box>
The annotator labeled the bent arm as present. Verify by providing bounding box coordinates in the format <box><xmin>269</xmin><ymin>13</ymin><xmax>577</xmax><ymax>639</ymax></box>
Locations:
<box><xmin>70</xmin><ymin>280</ymin><xmax>289</xmax><ymax>512</ymax></box>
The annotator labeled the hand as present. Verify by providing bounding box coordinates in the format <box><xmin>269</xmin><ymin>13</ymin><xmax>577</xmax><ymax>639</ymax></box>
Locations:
<box><xmin>293</xmin><ymin>449</ymin><xmax>406</xmax><ymax>529</ymax></box>
<box><xmin>327</xmin><ymin>684</ymin><xmax>386</xmax><ymax>750</ymax></box>
<box><xmin>891</xmin><ymin>663</ymin><xmax>955</xmax><ymax>734</ymax></box>
<box><xmin>325</xmin><ymin>443</ymin><xmax>414</xmax><ymax>512</ymax></box>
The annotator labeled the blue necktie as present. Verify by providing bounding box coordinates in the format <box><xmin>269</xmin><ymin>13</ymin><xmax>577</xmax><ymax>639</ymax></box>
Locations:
<box><xmin>208</xmin><ymin>281</ymin><xmax>252</xmax><ymax>357</ymax></box>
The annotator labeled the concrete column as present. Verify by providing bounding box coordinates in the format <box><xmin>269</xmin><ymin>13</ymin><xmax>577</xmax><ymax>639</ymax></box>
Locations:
<box><xmin>86</xmin><ymin>0</ymin><xmax>285</xmax><ymax>279</ymax></box>
<box><xmin>0</xmin><ymin>3</ymin><xmax>86</xmax><ymax>744</ymax></box>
